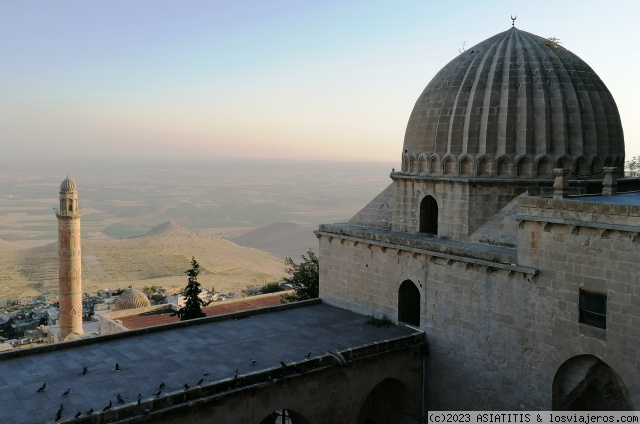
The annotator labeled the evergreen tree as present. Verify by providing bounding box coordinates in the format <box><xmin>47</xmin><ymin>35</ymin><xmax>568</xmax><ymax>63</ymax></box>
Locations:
<box><xmin>281</xmin><ymin>250</ymin><xmax>319</xmax><ymax>303</ymax></box>
<box><xmin>172</xmin><ymin>257</ymin><xmax>207</xmax><ymax>320</ymax></box>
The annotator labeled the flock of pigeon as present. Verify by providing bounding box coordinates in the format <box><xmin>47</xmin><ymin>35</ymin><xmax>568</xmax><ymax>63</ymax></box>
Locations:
<box><xmin>40</xmin><ymin>352</ymin><xmax>313</xmax><ymax>422</ymax></box>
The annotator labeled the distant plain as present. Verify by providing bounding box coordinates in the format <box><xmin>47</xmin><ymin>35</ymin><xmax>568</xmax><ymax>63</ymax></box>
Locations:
<box><xmin>0</xmin><ymin>159</ymin><xmax>394</xmax><ymax>299</ymax></box>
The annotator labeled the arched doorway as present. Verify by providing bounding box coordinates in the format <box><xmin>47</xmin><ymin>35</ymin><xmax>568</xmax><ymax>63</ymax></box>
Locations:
<box><xmin>357</xmin><ymin>378</ymin><xmax>420</xmax><ymax>424</ymax></box>
<box><xmin>419</xmin><ymin>196</ymin><xmax>438</xmax><ymax>235</ymax></box>
<box><xmin>552</xmin><ymin>355</ymin><xmax>634</xmax><ymax>410</ymax></box>
<box><xmin>398</xmin><ymin>280</ymin><xmax>420</xmax><ymax>327</ymax></box>
<box><xmin>258</xmin><ymin>409</ymin><xmax>309</xmax><ymax>424</ymax></box>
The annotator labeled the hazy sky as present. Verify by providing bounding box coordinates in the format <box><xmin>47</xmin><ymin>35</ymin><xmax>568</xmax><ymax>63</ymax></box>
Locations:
<box><xmin>1</xmin><ymin>1</ymin><xmax>639</xmax><ymax>164</ymax></box>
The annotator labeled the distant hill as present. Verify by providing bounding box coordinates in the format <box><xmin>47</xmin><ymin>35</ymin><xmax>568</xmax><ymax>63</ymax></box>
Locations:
<box><xmin>230</xmin><ymin>222</ymin><xmax>318</xmax><ymax>259</ymax></box>
<box><xmin>0</xmin><ymin>239</ymin><xmax>22</xmax><ymax>251</ymax></box>
<box><xmin>0</xmin><ymin>226</ymin><xmax>286</xmax><ymax>299</ymax></box>
<box><xmin>142</xmin><ymin>220</ymin><xmax>192</xmax><ymax>237</ymax></box>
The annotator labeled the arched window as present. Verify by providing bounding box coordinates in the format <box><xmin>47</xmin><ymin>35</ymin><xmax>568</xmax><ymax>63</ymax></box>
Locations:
<box><xmin>419</xmin><ymin>196</ymin><xmax>438</xmax><ymax>235</ymax></box>
<box><xmin>398</xmin><ymin>280</ymin><xmax>420</xmax><ymax>327</ymax></box>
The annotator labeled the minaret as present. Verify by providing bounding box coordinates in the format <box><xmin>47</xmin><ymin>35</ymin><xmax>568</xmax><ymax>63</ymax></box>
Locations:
<box><xmin>56</xmin><ymin>177</ymin><xmax>83</xmax><ymax>340</ymax></box>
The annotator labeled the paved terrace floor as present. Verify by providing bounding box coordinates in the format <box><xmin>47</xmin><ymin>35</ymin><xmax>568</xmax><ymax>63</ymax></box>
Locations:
<box><xmin>0</xmin><ymin>302</ymin><xmax>415</xmax><ymax>424</ymax></box>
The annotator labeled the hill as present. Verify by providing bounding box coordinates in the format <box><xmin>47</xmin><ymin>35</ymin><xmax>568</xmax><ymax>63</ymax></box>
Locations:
<box><xmin>230</xmin><ymin>222</ymin><xmax>318</xmax><ymax>259</ymax></box>
<box><xmin>0</xmin><ymin>221</ymin><xmax>286</xmax><ymax>299</ymax></box>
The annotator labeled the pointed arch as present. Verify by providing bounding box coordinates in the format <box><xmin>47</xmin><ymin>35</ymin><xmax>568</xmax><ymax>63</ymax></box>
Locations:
<box><xmin>398</xmin><ymin>280</ymin><xmax>420</xmax><ymax>327</ymax></box>
<box><xmin>536</xmin><ymin>155</ymin><xmax>553</xmax><ymax>178</ymax></box>
<box><xmin>496</xmin><ymin>155</ymin><xmax>512</xmax><ymax>177</ymax></box>
<box><xmin>459</xmin><ymin>155</ymin><xmax>474</xmax><ymax>176</ymax></box>
<box><xmin>516</xmin><ymin>155</ymin><xmax>533</xmax><ymax>178</ymax></box>
<box><xmin>357</xmin><ymin>378</ymin><xmax>420</xmax><ymax>424</ymax></box>
<box><xmin>553</xmin><ymin>355</ymin><xmax>634</xmax><ymax>411</ymax></box>
<box><xmin>429</xmin><ymin>155</ymin><xmax>442</xmax><ymax>175</ymax></box>
<box><xmin>419</xmin><ymin>195</ymin><xmax>438</xmax><ymax>236</ymax></box>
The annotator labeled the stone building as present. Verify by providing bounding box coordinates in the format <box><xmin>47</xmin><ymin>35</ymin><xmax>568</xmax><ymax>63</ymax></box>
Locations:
<box><xmin>317</xmin><ymin>26</ymin><xmax>639</xmax><ymax>410</ymax></box>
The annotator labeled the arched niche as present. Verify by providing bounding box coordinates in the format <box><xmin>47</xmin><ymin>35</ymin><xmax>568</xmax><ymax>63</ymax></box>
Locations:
<box><xmin>516</xmin><ymin>157</ymin><xmax>533</xmax><ymax>178</ymax></box>
<box><xmin>552</xmin><ymin>355</ymin><xmax>634</xmax><ymax>411</ymax></box>
<box><xmin>357</xmin><ymin>378</ymin><xmax>420</xmax><ymax>424</ymax></box>
<box><xmin>398</xmin><ymin>280</ymin><xmax>420</xmax><ymax>327</ymax></box>
<box><xmin>419</xmin><ymin>195</ymin><xmax>438</xmax><ymax>236</ymax></box>
<box><xmin>537</xmin><ymin>156</ymin><xmax>553</xmax><ymax>178</ymax></box>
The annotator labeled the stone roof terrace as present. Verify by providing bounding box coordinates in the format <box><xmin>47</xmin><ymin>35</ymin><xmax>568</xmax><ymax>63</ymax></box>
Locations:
<box><xmin>0</xmin><ymin>301</ymin><xmax>419</xmax><ymax>424</ymax></box>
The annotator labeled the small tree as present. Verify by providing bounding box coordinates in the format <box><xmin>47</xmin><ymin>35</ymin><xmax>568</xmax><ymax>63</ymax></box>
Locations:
<box><xmin>625</xmin><ymin>156</ymin><xmax>640</xmax><ymax>177</ymax></box>
<box><xmin>260</xmin><ymin>282</ymin><xmax>284</xmax><ymax>294</ymax></box>
<box><xmin>281</xmin><ymin>250</ymin><xmax>319</xmax><ymax>303</ymax></box>
<box><xmin>171</xmin><ymin>257</ymin><xmax>207</xmax><ymax>320</ymax></box>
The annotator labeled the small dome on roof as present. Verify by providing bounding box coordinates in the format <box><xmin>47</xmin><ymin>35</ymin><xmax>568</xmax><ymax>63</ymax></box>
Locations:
<box><xmin>60</xmin><ymin>177</ymin><xmax>77</xmax><ymax>192</ymax></box>
<box><xmin>113</xmin><ymin>288</ymin><xmax>151</xmax><ymax>311</ymax></box>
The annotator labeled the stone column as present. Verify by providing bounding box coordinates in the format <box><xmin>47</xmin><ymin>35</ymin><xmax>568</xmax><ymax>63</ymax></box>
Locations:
<box><xmin>602</xmin><ymin>167</ymin><xmax>618</xmax><ymax>196</ymax></box>
<box><xmin>553</xmin><ymin>168</ymin><xmax>569</xmax><ymax>198</ymax></box>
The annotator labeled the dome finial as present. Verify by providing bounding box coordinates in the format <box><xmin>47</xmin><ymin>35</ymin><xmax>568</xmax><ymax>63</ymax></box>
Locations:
<box><xmin>511</xmin><ymin>15</ymin><xmax>517</xmax><ymax>27</ymax></box>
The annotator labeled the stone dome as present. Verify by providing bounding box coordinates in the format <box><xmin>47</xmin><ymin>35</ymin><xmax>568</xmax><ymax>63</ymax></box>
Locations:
<box><xmin>113</xmin><ymin>288</ymin><xmax>151</xmax><ymax>311</ymax></box>
<box><xmin>402</xmin><ymin>27</ymin><xmax>624</xmax><ymax>179</ymax></box>
<box><xmin>60</xmin><ymin>177</ymin><xmax>77</xmax><ymax>192</ymax></box>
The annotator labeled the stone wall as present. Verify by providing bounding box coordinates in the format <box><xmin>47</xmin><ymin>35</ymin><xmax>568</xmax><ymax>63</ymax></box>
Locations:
<box><xmin>319</xmin><ymin>194</ymin><xmax>640</xmax><ymax>409</ymax></box>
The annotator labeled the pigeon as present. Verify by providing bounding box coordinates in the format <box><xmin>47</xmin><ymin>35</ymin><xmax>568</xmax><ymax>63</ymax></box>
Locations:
<box><xmin>74</xmin><ymin>410</ymin><xmax>81</xmax><ymax>419</ymax></box>
<box><xmin>305</xmin><ymin>352</ymin><xmax>311</xmax><ymax>359</ymax></box>
<box><xmin>115</xmin><ymin>363</ymin><xmax>121</xmax><ymax>371</ymax></box>
<box><xmin>54</xmin><ymin>410</ymin><xmax>62</xmax><ymax>422</ymax></box>
<box><xmin>202</xmin><ymin>371</ymin><xmax>209</xmax><ymax>376</ymax></box>
<box><xmin>143</xmin><ymin>408</ymin><xmax>151</xmax><ymax>415</ymax></box>
<box><xmin>62</xmin><ymin>388</ymin><xmax>70</xmax><ymax>397</ymax></box>
<box><xmin>183</xmin><ymin>383</ymin><xmax>190</xmax><ymax>390</ymax></box>
<box><xmin>280</xmin><ymin>360</ymin><xmax>287</xmax><ymax>367</ymax></box>
<box><xmin>56</xmin><ymin>404</ymin><xmax>64</xmax><ymax>414</ymax></box>
<box><xmin>36</xmin><ymin>382</ymin><xmax>46</xmax><ymax>393</ymax></box>
<box><xmin>154</xmin><ymin>390</ymin><xmax>162</xmax><ymax>398</ymax></box>
<box><xmin>250</xmin><ymin>359</ymin><xmax>258</xmax><ymax>366</ymax></box>
<box><xmin>82</xmin><ymin>366</ymin><xmax>88</xmax><ymax>375</ymax></box>
<box><xmin>103</xmin><ymin>400</ymin><xmax>112</xmax><ymax>412</ymax></box>
<box><xmin>234</xmin><ymin>369</ymin><xmax>238</xmax><ymax>380</ymax></box>
<box><xmin>159</xmin><ymin>382</ymin><xmax>165</xmax><ymax>390</ymax></box>
<box><xmin>196</xmin><ymin>378</ymin><xmax>204</xmax><ymax>386</ymax></box>
<box><xmin>85</xmin><ymin>409</ymin><xmax>93</xmax><ymax>415</ymax></box>
<box><xmin>137</xmin><ymin>393</ymin><xmax>142</xmax><ymax>406</ymax></box>
<box><xmin>117</xmin><ymin>393</ymin><xmax>125</xmax><ymax>404</ymax></box>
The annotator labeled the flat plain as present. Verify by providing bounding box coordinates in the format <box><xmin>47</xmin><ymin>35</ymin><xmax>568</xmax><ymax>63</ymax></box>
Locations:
<box><xmin>0</xmin><ymin>159</ymin><xmax>393</xmax><ymax>300</ymax></box>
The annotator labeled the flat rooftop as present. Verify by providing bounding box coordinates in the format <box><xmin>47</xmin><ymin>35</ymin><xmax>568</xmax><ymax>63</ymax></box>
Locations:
<box><xmin>0</xmin><ymin>302</ymin><xmax>415</xmax><ymax>424</ymax></box>
<box><xmin>570</xmin><ymin>191</ymin><xmax>640</xmax><ymax>205</ymax></box>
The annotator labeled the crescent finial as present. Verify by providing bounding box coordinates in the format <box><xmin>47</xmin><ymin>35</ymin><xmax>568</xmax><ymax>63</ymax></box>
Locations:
<box><xmin>511</xmin><ymin>15</ymin><xmax>517</xmax><ymax>27</ymax></box>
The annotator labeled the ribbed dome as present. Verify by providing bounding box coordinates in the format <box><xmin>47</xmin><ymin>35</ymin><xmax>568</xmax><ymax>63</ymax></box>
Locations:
<box><xmin>60</xmin><ymin>177</ymin><xmax>77</xmax><ymax>192</ymax></box>
<box><xmin>403</xmin><ymin>27</ymin><xmax>624</xmax><ymax>178</ymax></box>
<box><xmin>113</xmin><ymin>288</ymin><xmax>151</xmax><ymax>311</ymax></box>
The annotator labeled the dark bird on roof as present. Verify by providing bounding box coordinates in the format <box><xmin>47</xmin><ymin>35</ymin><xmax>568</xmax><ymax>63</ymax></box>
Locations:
<box><xmin>392</xmin><ymin>168</ymin><xmax>395</xmax><ymax>172</ymax></box>
<box><xmin>36</xmin><ymin>382</ymin><xmax>46</xmax><ymax>392</ymax></box>
<box><xmin>154</xmin><ymin>390</ymin><xmax>162</xmax><ymax>398</ymax></box>
<box><xmin>280</xmin><ymin>360</ymin><xmax>287</xmax><ymax>367</ymax></box>
<box><xmin>404</xmin><ymin>149</ymin><xmax>408</xmax><ymax>153</ymax></box>
<box><xmin>56</xmin><ymin>404</ymin><xmax>64</xmax><ymax>414</ymax></box>
<box><xmin>54</xmin><ymin>410</ymin><xmax>62</xmax><ymax>422</ymax></box>
<box><xmin>117</xmin><ymin>393</ymin><xmax>125</xmax><ymax>404</ymax></box>
<box><xmin>159</xmin><ymin>382</ymin><xmax>165</xmax><ymax>390</ymax></box>
<box><xmin>305</xmin><ymin>352</ymin><xmax>311</xmax><ymax>358</ymax></box>
<box><xmin>234</xmin><ymin>369</ymin><xmax>238</xmax><ymax>380</ymax></box>
<box><xmin>115</xmin><ymin>363</ymin><xmax>121</xmax><ymax>371</ymax></box>
<box><xmin>250</xmin><ymin>359</ymin><xmax>257</xmax><ymax>366</ymax></box>
<box><xmin>82</xmin><ymin>366</ymin><xmax>88</xmax><ymax>376</ymax></box>
<box><xmin>102</xmin><ymin>400</ymin><xmax>112</xmax><ymax>412</ymax></box>
<box><xmin>203</xmin><ymin>371</ymin><xmax>209</xmax><ymax>376</ymax></box>
<box><xmin>143</xmin><ymin>408</ymin><xmax>151</xmax><ymax>415</ymax></box>
<box><xmin>137</xmin><ymin>393</ymin><xmax>142</xmax><ymax>405</ymax></box>
<box><xmin>196</xmin><ymin>378</ymin><xmax>204</xmax><ymax>386</ymax></box>
<box><xmin>74</xmin><ymin>410</ymin><xmax>81</xmax><ymax>419</ymax></box>
<box><xmin>62</xmin><ymin>388</ymin><xmax>70</xmax><ymax>397</ymax></box>
<box><xmin>85</xmin><ymin>408</ymin><xmax>93</xmax><ymax>415</ymax></box>
<box><xmin>184</xmin><ymin>383</ymin><xmax>190</xmax><ymax>390</ymax></box>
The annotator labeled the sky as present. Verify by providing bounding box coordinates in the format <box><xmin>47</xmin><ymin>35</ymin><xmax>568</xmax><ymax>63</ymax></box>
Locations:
<box><xmin>1</xmin><ymin>0</ymin><xmax>639</xmax><ymax>165</ymax></box>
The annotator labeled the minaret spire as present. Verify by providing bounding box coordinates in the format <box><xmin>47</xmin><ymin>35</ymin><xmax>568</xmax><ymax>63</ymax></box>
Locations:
<box><xmin>56</xmin><ymin>177</ymin><xmax>83</xmax><ymax>340</ymax></box>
